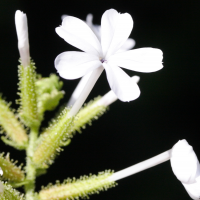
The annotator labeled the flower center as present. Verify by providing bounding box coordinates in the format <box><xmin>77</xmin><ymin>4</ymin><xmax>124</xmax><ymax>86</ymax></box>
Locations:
<box><xmin>100</xmin><ymin>58</ymin><xmax>106</xmax><ymax>63</ymax></box>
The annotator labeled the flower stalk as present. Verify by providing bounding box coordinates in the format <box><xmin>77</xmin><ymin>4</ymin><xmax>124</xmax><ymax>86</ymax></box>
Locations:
<box><xmin>24</xmin><ymin>126</ymin><xmax>39</xmax><ymax>200</ymax></box>
<box><xmin>108</xmin><ymin>149</ymin><xmax>171</xmax><ymax>182</ymax></box>
<box><xmin>68</xmin><ymin>66</ymin><xmax>104</xmax><ymax>117</ymax></box>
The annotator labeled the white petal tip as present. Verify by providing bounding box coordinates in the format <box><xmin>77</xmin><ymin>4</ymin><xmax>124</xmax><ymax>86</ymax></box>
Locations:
<box><xmin>118</xmin><ymin>86</ymin><xmax>141</xmax><ymax>102</ymax></box>
<box><xmin>171</xmin><ymin>139</ymin><xmax>200</xmax><ymax>184</ymax></box>
<box><xmin>15</xmin><ymin>10</ymin><xmax>25</xmax><ymax>17</ymax></box>
<box><xmin>131</xmin><ymin>76</ymin><xmax>140</xmax><ymax>83</ymax></box>
<box><xmin>61</xmin><ymin>15</ymin><xmax>68</xmax><ymax>21</ymax></box>
<box><xmin>86</xmin><ymin>13</ymin><xmax>93</xmax><ymax>23</ymax></box>
<box><xmin>15</xmin><ymin>10</ymin><xmax>30</xmax><ymax>67</ymax></box>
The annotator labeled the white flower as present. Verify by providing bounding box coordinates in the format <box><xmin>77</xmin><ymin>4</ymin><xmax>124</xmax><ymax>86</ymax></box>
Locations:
<box><xmin>55</xmin><ymin>9</ymin><xmax>163</xmax><ymax>102</ymax></box>
<box><xmin>15</xmin><ymin>10</ymin><xmax>30</xmax><ymax>67</ymax></box>
<box><xmin>96</xmin><ymin>76</ymin><xmax>140</xmax><ymax>107</ymax></box>
<box><xmin>170</xmin><ymin>140</ymin><xmax>200</xmax><ymax>199</ymax></box>
<box><xmin>65</xmin><ymin>12</ymin><xmax>136</xmax><ymax>107</ymax></box>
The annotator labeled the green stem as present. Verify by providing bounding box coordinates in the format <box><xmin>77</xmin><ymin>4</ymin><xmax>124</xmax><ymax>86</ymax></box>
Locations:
<box><xmin>25</xmin><ymin>126</ymin><xmax>39</xmax><ymax>200</ymax></box>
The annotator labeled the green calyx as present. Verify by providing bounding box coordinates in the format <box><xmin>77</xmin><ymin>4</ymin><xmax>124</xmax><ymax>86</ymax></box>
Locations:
<box><xmin>0</xmin><ymin>181</ymin><xmax>25</xmax><ymax>200</ymax></box>
<box><xmin>17</xmin><ymin>62</ymin><xmax>39</xmax><ymax>128</ymax></box>
<box><xmin>32</xmin><ymin>108</ymin><xmax>74</xmax><ymax>167</ymax></box>
<box><xmin>72</xmin><ymin>97</ymin><xmax>108</xmax><ymax>133</ymax></box>
<box><xmin>39</xmin><ymin>170</ymin><xmax>116</xmax><ymax>200</ymax></box>
<box><xmin>0</xmin><ymin>153</ymin><xmax>25</xmax><ymax>183</ymax></box>
<box><xmin>36</xmin><ymin>74</ymin><xmax>64</xmax><ymax>118</ymax></box>
<box><xmin>0</xmin><ymin>97</ymin><xmax>28</xmax><ymax>148</ymax></box>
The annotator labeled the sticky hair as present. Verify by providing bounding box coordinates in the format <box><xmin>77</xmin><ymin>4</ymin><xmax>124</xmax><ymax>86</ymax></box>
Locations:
<box><xmin>0</xmin><ymin>96</ymin><xmax>28</xmax><ymax>145</ymax></box>
<box><xmin>72</xmin><ymin>96</ymin><xmax>108</xmax><ymax>133</ymax></box>
<box><xmin>17</xmin><ymin>60</ymin><xmax>39</xmax><ymax>127</ymax></box>
<box><xmin>0</xmin><ymin>181</ymin><xmax>25</xmax><ymax>200</ymax></box>
<box><xmin>33</xmin><ymin>107</ymin><xmax>74</xmax><ymax>167</ymax></box>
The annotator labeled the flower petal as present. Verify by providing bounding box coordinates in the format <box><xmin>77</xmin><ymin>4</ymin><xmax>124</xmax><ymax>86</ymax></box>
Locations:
<box><xmin>56</xmin><ymin>16</ymin><xmax>102</xmax><ymax>56</ymax></box>
<box><xmin>117</xmin><ymin>38</ymin><xmax>136</xmax><ymax>53</ymax></box>
<box><xmin>182</xmin><ymin>180</ymin><xmax>200</xmax><ymax>200</ymax></box>
<box><xmin>101</xmin><ymin>9</ymin><xmax>133</xmax><ymax>59</ymax></box>
<box><xmin>103</xmin><ymin>62</ymin><xmax>140</xmax><ymax>102</ymax></box>
<box><xmin>170</xmin><ymin>140</ymin><xmax>200</xmax><ymax>184</ymax></box>
<box><xmin>108</xmin><ymin>48</ymin><xmax>163</xmax><ymax>72</ymax></box>
<box><xmin>55</xmin><ymin>51</ymin><xmax>102</xmax><ymax>79</ymax></box>
<box><xmin>86</xmin><ymin>14</ymin><xmax>101</xmax><ymax>41</ymax></box>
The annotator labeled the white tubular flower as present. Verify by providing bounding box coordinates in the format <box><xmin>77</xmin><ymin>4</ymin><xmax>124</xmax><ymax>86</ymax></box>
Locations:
<box><xmin>55</xmin><ymin>9</ymin><xmax>163</xmax><ymax>102</ymax></box>
<box><xmin>15</xmin><ymin>10</ymin><xmax>30</xmax><ymax>67</ymax></box>
<box><xmin>170</xmin><ymin>140</ymin><xmax>200</xmax><ymax>200</ymax></box>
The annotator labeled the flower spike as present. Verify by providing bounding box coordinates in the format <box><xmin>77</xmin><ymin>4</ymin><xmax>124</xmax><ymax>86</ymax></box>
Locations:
<box><xmin>15</xmin><ymin>10</ymin><xmax>30</xmax><ymax>67</ymax></box>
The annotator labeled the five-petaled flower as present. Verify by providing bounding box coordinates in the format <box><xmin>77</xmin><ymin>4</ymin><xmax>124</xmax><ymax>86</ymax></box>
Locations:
<box><xmin>55</xmin><ymin>9</ymin><xmax>163</xmax><ymax>102</ymax></box>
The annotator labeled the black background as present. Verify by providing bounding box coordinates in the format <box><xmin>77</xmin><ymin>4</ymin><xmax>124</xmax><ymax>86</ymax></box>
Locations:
<box><xmin>0</xmin><ymin>1</ymin><xmax>200</xmax><ymax>200</ymax></box>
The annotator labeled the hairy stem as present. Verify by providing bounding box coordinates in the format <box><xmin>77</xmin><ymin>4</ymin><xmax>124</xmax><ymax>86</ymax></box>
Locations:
<box><xmin>25</xmin><ymin>126</ymin><xmax>39</xmax><ymax>200</ymax></box>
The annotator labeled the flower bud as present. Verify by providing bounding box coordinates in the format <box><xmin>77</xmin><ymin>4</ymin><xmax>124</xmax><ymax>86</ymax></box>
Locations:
<box><xmin>170</xmin><ymin>139</ymin><xmax>200</xmax><ymax>199</ymax></box>
<box><xmin>15</xmin><ymin>10</ymin><xmax>30</xmax><ymax>67</ymax></box>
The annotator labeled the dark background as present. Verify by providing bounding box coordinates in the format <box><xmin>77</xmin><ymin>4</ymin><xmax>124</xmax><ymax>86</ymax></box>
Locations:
<box><xmin>0</xmin><ymin>1</ymin><xmax>200</xmax><ymax>200</ymax></box>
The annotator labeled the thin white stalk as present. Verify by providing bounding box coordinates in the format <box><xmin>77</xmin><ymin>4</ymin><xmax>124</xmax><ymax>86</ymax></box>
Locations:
<box><xmin>68</xmin><ymin>66</ymin><xmax>104</xmax><ymax>117</ymax></box>
<box><xmin>96</xmin><ymin>90</ymin><xmax>117</xmax><ymax>107</ymax></box>
<box><xmin>108</xmin><ymin>149</ymin><xmax>171</xmax><ymax>182</ymax></box>
<box><xmin>67</xmin><ymin>72</ymin><xmax>92</xmax><ymax>107</ymax></box>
